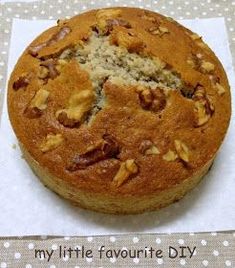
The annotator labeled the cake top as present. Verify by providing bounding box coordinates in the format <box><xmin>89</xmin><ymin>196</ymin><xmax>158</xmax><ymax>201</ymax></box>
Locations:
<box><xmin>8</xmin><ymin>7</ymin><xmax>231</xmax><ymax>196</ymax></box>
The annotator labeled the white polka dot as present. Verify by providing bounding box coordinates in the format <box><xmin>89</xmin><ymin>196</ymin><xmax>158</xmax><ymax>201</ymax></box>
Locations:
<box><xmin>86</xmin><ymin>257</ymin><xmax>93</xmax><ymax>263</ymax></box>
<box><xmin>14</xmin><ymin>252</ymin><xmax>21</xmax><ymax>259</ymax></box>
<box><xmin>161</xmin><ymin>6</ymin><xmax>166</xmax><ymax>9</ymax></box>
<box><xmin>185</xmin><ymin>1</ymin><xmax>189</xmax><ymax>4</ymax></box>
<box><xmin>0</xmin><ymin>75</ymin><xmax>3</xmax><ymax>80</ymax></box>
<box><xmin>201</xmin><ymin>240</ymin><xmax>207</xmax><ymax>246</ymax></box>
<box><xmin>3</xmin><ymin>242</ymin><xmax>10</xmax><ymax>248</ymax></box>
<box><xmin>57</xmin><ymin>10</ymin><xmax>62</xmax><ymax>14</ymax></box>
<box><xmin>41</xmin><ymin>11</ymin><xmax>45</xmax><ymax>15</ymax></box>
<box><xmin>24</xmin><ymin>10</ymin><xmax>29</xmax><ymax>14</ymax></box>
<box><xmin>33</xmin><ymin>5</ymin><xmax>38</xmax><ymax>9</ymax></box>
<box><xmin>156</xmin><ymin>238</ymin><xmax>161</xmax><ymax>244</ymax></box>
<box><xmin>170</xmin><ymin>11</ymin><xmax>175</xmax><ymax>15</ymax></box>
<box><xmin>213</xmin><ymin>250</ymin><xmax>219</xmax><ymax>256</ymax></box>
<box><xmin>17</xmin><ymin>3</ymin><xmax>21</xmax><ymax>7</ymax></box>
<box><xmin>110</xmin><ymin>257</ymin><xmax>116</xmax><ymax>263</ymax></box>
<box><xmin>0</xmin><ymin>263</ymin><xmax>7</xmax><ymax>268</ymax></box>
<box><xmin>186</xmin><ymin>12</ymin><xmax>191</xmax><ymax>16</ymax></box>
<box><xmin>110</xmin><ymin>236</ymin><xmax>116</xmax><ymax>242</ymax></box>
<box><xmin>66</xmin><ymin>5</ymin><xmax>70</xmax><ymax>9</ymax></box>
<box><xmin>178</xmin><ymin>239</ymin><xmax>184</xmax><ymax>245</ymax></box>
<box><xmin>202</xmin><ymin>260</ymin><xmax>208</xmax><ymax>266</ymax></box>
<box><xmin>25</xmin><ymin>265</ymin><xmax>32</xmax><ymax>268</ymax></box>
<box><xmin>202</xmin><ymin>12</ymin><xmax>207</xmax><ymax>15</ymax></box>
<box><xmin>6</xmin><ymin>18</ymin><xmax>10</xmax><ymax>22</ymax></box>
<box><xmin>225</xmin><ymin>260</ymin><xmax>232</xmax><ymax>266</ymax></box>
<box><xmin>50</xmin><ymin>265</ymin><xmax>56</xmax><ymax>268</ymax></box>
<box><xmin>49</xmin><ymin>5</ymin><xmax>53</xmax><ymax>8</ymax></box>
<box><xmin>133</xmin><ymin>258</ymin><xmax>139</xmax><ymax>264</ymax></box>
<box><xmin>230</xmin><ymin>27</ymin><xmax>234</xmax><ymax>32</ymax></box>
<box><xmin>4</xmin><ymin>29</ymin><xmax>9</xmax><ymax>34</ymax></box>
<box><xmin>7</xmin><ymin>7</ymin><xmax>12</xmax><ymax>12</ymax></box>
<box><xmin>63</xmin><ymin>255</ymin><xmax>69</xmax><ymax>261</ymax></box>
<box><xmin>224</xmin><ymin>7</ymin><xmax>229</xmax><ymax>11</ymax></box>
<box><xmin>28</xmin><ymin>243</ymin><xmax>34</xmax><ymax>250</ymax></box>
<box><xmin>157</xmin><ymin>258</ymin><xmax>163</xmax><ymax>264</ymax></box>
<box><xmin>227</xmin><ymin>18</ymin><xmax>232</xmax><ymax>21</ymax></box>
<box><xmin>48</xmin><ymin>16</ymin><xmax>54</xmax><ymax>19</ymax></box>
<box><xmin>189</xmin><ymin>233</ymin><xmax>195</xmax><ymax>236</ymax></box>
<box><xmin>223</xmin><ymin>240</ymin><xmax>229</xmax><ymax>246</ymax></box>
<box><xmin>193</xmin><ymin>6</ymin><xmax>198</xmax><ymax>10</ymax></box>
<box><xmin>52</xmin><ymin>244</ymin><xmax>58</xmax><ymax>250</ymax></box>
<box><xmin>180</xmin><ymin>259</ymin><xmax>186</xmax><ymax>265</ymax></box>
<box><xmin>64</xmin><ymin>236</ymin><xmax>70</xmax><ymax>241</ymax></box>
<box><xmin>87</xmin><ymin>237</ymin><xmax>93</xmax><ymax>242</ymax></box>
<box><xmin>133</xmin><ymin>237</ymin><xmax>139</xmax><ymax>243</ymax></box>
<box><xmin>211</xmin><ymin>232</ymin><xmax>217</xmax><ymax>236</ymax></box>
<box><xmin>90</xmin><ymin>1</ymin><xmax>95</xmax><ymax>4</ymax></box>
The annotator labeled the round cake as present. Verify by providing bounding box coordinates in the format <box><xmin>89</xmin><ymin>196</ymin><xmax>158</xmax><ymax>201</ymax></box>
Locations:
<box><xmin>8</xmin><ymin>7</ymin><xmax>231</xmax><ymax>214</ymax></box>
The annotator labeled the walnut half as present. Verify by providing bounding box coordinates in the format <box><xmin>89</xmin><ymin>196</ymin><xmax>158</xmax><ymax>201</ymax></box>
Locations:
<box><xmin>113</xmin><ymin>159</ymin><xmax>138</xmax><ymax>187</ymax></box>
<box><xmin>67</xmin><ymin>134</ymin><xmax>119</xmax><ymax>171</ymax></box>
<box><xmin>138</xmin><ymin>87</ymin><xmax>166</xmax><ymax>113</ymax></box>
<box><xmin>56</xmin><ymin>89</ymin><xmax>95</xmax><ymax>127</ymax></box>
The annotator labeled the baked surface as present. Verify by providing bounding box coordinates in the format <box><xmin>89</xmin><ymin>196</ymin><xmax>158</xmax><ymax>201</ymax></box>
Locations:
<box><xmin>8</xmin><ymin>7</ymin><xmax>231</xmax><ymax>214</ymax></box>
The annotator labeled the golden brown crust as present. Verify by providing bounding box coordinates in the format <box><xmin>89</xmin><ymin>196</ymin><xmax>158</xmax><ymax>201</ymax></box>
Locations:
<box><xmin>8</xmin><ymin>7</ymin><xmax>231</xmax><ymax>213</ymax></box>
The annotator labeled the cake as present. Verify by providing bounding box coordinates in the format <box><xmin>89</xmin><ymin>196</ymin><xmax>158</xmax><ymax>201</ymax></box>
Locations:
<box><xmin>8</xmin><ymin>7</ymin><xmax>231</xmax><ymax>214</ymax></box>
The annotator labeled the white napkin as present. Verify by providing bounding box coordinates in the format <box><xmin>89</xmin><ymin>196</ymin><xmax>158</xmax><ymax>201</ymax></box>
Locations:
<box><xmin>0</xmin><ymin>17</ymin><xmax>234</xmax><ymax>236</ymax></box>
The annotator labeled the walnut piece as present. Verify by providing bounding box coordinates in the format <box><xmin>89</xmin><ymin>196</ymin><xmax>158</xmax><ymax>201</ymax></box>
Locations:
<box><xmin>40</xmin><ymin>133</ymin><xmax>64</xmax><ymax>153</ymax></box>
<box><xmin>13</xmin><ymin>73</ymin><xmax>32</xmax><ymax>90</ymax></box>
<box><xmin>200</xmin><ymin>60</ymin><xmax>215</xmax><ymax>74</ymax></box>
<box><xmin>145</xmin><ymin>145</ymin><xmax>160</xmax><ymax>155</ymax></box>
<box><xmin>193</xmin><ymin>86</ymin><xmax>214</xmax><ymax>127</ymax></box>
<box><xmin>148</xmin><ymin>26</ymin><xmax>169</xmax><ymax>36</ymax></box>
<box><xmin>162</xmin><ymin>150</ymin><xmax>178</xmax><ymax>162</ymax></box>
<box><xmin>110</xmin><ymin>28</ymin><xmax>145</xmax><ymax>53</ymax></box>
<box><xmin>28</xmin><ymin>26</ymin><xmax>71</xmax><ymax>57</ymax></box>
<box><xmin>174</xmin><ymin>140</ymin><xmax>189</xmax><ymax>163</ymax></box>
<box><xmin>215</xmin><ymin>82</ymin><xmax>226</xmax><ymax>96</ymax></box>
<box><xmin>67</xmin><ymin>134</ymin><xmax>119</xmax><ymax>171</ymax></box>
<box><xmin>113</xmin><ymin>159</ymin><xmax>138</xmax><ymax>187</ymax></box>
<box><xmin>138</xmin><ymin>87</ymin><xmax>166</xmax><ymax>113</ymax></box>
<box><xmin>24</xmin><ymin>89</ymin><xmax>50</xmax><ymax>118</ymax></box>
<box><xmin>30</xmin><ymin>89</ymin><xmax>50</xmax><ymax>110</ymax></box>
<box><xmin>40</xmin><ymin>59</ymin><xmax>60</xmax><ymax>80</ymax></box>
<box><xmin>95</xmin><ymin>9</ymin><xmax>122</xmax><ymax>34</ymax></box>
<box><xmin>187</xmin><ymin>54</ymin><xmax>215</xmax><ymax>74</ymax></box>
<box><xmin>139</xmin><ymin>140</ymin><xmax>160</xmax><ymax>155</ymax></box>
<box><xmin>57</xmin><ymin>89</ymin><xmax>95</xmax><ymax>127</ymax></box>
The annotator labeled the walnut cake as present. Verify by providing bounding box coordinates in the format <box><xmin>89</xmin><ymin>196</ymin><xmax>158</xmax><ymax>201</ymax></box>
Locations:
<box><xmin>8</xmin><ymin>8</ymin><xmax>231</xmax><ymax>214</ymax></box>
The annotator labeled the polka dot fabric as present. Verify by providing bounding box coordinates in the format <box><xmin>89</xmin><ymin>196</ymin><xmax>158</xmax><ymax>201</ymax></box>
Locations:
<box><xmin>0</xmin><ymin>0</ymin><xmax>235</xmax><ymax>267</ymax></box>
<box><xmin>0</xmin><ymin>233</ymin><xmax>234</xmax><ymax>267</ymax></box>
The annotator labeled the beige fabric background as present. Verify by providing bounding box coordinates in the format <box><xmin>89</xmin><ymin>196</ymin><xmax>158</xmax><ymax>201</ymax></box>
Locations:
<box><xmin>0</xmin><ymin>0</ymin><xmax>235</xmax><ymax>267</ymax></box>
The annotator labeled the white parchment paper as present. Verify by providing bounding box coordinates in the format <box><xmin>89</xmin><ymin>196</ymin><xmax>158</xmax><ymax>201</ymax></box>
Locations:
<box><xmin>0</xmin><ymin>18</ymin><xmax>234</xmax><ymax>236</ymax></box>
